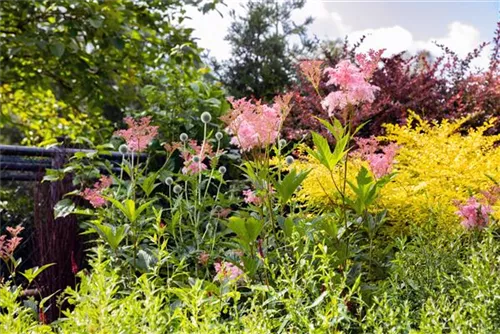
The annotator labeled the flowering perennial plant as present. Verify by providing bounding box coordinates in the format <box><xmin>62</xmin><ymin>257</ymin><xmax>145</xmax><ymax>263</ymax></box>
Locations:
<box><xmin>299</xmin><ymin>60</ymin><xmax>323</xmax><ymax>92</ymax></box>
<box><xmin>0</xmin><ymin>224</ymin><xmax>24</xmax><ymax>259</ymax></box>
<box><xmin>214</xmin><ymin>261</ymin><xmax>245</xmax><ymax>282</ymax></box>
<box><xmin>243</xmin><ymin>189</ymin><xmax>262</xmax><ymax>205</ymax></box>
<box><xmin>355</xmin><ymin>137</ymin><xmax>398</xmax><ymax>178</ymax></box>
<box><xmin>455</xmin><ymin>197</ymin><xmax>493</xmax><ymax>229</ymax></box>
<box><xmin>221</xmin><ymin>94</ymin><xmax>292</xmax><ymax>151</ymax></box>
<box><xmin>114</xmin><ymin>116</ymin><xmax>159</xmax><ymax>152</ymax></box>
<box><xmin>179</xmin><ymin>140</ymin><xmax>218</xmax><ymax>175</ymax></box>
<box><xmin>81</xmin><ymin>175</ymin><xmax>113</xmax><ymax>208</ymax></box>
<box><xmin>321</xmin><ymin>51</ymin><xmax>382</xmax><ymax>118</ymax></box>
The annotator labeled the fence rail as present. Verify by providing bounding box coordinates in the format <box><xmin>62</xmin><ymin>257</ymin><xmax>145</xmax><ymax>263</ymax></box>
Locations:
<box><xmin>0</xmin><ymin>144</ymin><xmax>146</xmax><ymax>181</ymax></box>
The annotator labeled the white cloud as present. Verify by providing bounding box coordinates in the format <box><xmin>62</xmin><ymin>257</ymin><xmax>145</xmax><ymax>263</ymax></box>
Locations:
<box><xmin>348</xmin><ymin>26</ymin><xmax>414</xmax><ymax>55</ymax></box>
<box><xmin>347</xmin><ymin>21</ymin><xmax>490</xmax><ymax>70</ymax></box>
<box><xmin>184</xmin><ymin>0</ymin><xmax>491</xmax><ymax>69</ymax></box>
<box><xmin>293</xmin><ymin>1</ymin><xmax>352</xmax><ymax>38</ymax></box>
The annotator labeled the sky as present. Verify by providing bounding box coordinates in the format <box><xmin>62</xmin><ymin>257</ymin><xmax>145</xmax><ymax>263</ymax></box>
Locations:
<box><xmin>185</xmin><ymin>0</ymin><xmax>500</xmax><ymax>69</ymax></box>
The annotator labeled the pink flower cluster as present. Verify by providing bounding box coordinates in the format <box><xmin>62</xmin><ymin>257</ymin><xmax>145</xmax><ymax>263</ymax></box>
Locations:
<box><xmin>481</xmin><ymin>185</ymin><xmax>500</xmax><ymax>205</ymax></box>
<box><xmin>243</xmin><ymin>189</ymin><xmax>262</xmax><ymax>205</ymax></box>
<box><xmin>0</xmin><ymin>224</ymin><xmax>24</xmax><ymax>259</ymax></box>
<box><xmin>455</xmin><ymin>197</ymin><xmax>492</xmax><ymax>229</ymax></box>
<box><xmin>199</xmin><ymin>252</ymin><xmax>210</xmax><ymax>266</ymax></box>
<box><xmin>322</xmin><ymin>50</ymin><xmax>383</xmax><ymax>117</ymax></box>
<box><xmin>355</xmin><ymin>137</ymin><xmax>398</xmax><ymax>178</ymax></box>
<box><xmin>299</xmin><ymin>60</ymin><xmax>323</xmax><ymax>91</ymax></box>
<box><xmin>180</xmin><ymin>140</ymin><xmax>220</xmax><ymax>175</ymax></box>
<box><xmin>114</xmin><ymin>117</ymin><xmax>159</xmax><ymax>152</ymax></box>
<box><xmin>214</xmin><ymin>261</ymin><xmax>245</xmax><ymax>282</ymax></box>
<box><xmin>355</xmin><ymin>49</ymin><xmax>385</xmax><ymax>79</ymax></box>
<box><xmin>81</xmin><ymin>175</ymin><xmax>113</xmax><ymax>208</ymax></box>
<box><xmin>222</xmin><ymin>95</ymin><xmax>292</xmax><ymax>151</ymax></box>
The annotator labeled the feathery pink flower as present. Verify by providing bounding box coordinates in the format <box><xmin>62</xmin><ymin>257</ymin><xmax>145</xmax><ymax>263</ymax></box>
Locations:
<box><xmin>243</xmin><ymin>189</ymin><xmax>262</xmax><ymax>205</ymax></box>
<box><xmin>299</xmin><ymin>60</ymin><xmax>323</xmax><ymax>91</ymax></box>
<box><xmin>0</xmin><ymin>225</ymin><xmax>24</xmax><ymax>259</ymax></box>
<box><xmin>322</xmin><ymin>51</ymin><xmax>382</xmax><ymax>117</ymax></box>
<box><xmin>180</xmin><ymin>140</ymin><xmax>217</xmax><ymax>175</ymax></box>
<box><xmin>81</xmin><ymin>175</ymin><xmax>113</xmax><ymax>208</ymax></box>
<box><xmin>355</xmin><ymin>49</ymin><xmax>385</xmax><ymax>79</ymax></box>
<box><xmin>6</xmin><ymin>224</ymin><xmax>24</xmax><ymax>237</ymax></box>
<box><xmin>354</xmin><ymin>137</ymin><xmax>398</xmax><ymax>178</ymax></box>
<box><xmin>481</xmin><ymin>185</ymin><xmax>500</xmax><ymax>205</ymax></box>
<box><xmin>114</xmin><ymin>117</ymin><xmax>158</xmax><ymax>152</ymax></box>
<box><xmin>214</xmin><ymin>261</ymin><xmax>244</xmax><ymax>282</ymax></box>
<box><xmin>222</xmin><ymin>96</ymin><xmax>289</xmax><ymax>151</ymax></box>
<box><xmin>366</xmin><ymin>143</ymin><xmax>398</xmax><ymax>178</ymax></box>
<box><xmin>455</xmin><ymin>197</ymin><xmax>492</xmax><ymax>229</ymax></box>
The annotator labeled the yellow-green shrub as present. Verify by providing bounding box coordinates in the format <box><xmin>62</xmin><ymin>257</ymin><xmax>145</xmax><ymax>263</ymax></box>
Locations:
<box><xmin>295</xmin><ymin>113</ymin><xmax>500</xmax><ymax>232</ymax></box>
<box><xmin>0</xmin><ymin>84</ymin><xmax>110</xmax><ymax>145</ymax></box>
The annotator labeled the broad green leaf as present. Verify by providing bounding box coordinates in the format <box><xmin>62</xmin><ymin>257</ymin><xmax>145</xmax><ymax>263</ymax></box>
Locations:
<box><xmin>20</xmin><ymin>263</ymin><xmax>56</xmax><ymax>284</ymax></box>
<box><xmin>274</xmin><ymin>168</ymin><xmax>311</xmax><ymax>204</ymax></box>
<box><xmin>141</xmin><ymin>172</ymin><xmax>159</xmax><ymax>197</ymax></box>
<box><xmin>135</xmin><ymin>250</ymin><xmax>157</xmax><ymax>273</ymax></box>
<box><xmin>135</xmin><ymin>199</ymin><xmax>157</xmax><ymax>221</ymax></box>
<box><xmin>92</xmin><ymin>222</ymin><xmax>128</xmax><ymax>251</ymax></box>
<box><xmin>54</xmin><ymin>199</ymin><xmax>75</xmax><ymax>219</ymax></box>
<box><xmin>105</xmin><ymin>197</ymin><xmax>131</xmax><ymax>221</ymax></box>
<box><xmin>227</xmin><ymin>216</ymin><xmax>263</xmax><ymax>246</ymax></box>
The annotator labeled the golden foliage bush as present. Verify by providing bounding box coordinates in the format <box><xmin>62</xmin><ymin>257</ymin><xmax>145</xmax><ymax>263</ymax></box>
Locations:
<box><xmin>295</xmin><ymin>113</ymin><xmax>500</xmax><ymax>232</ymax></box>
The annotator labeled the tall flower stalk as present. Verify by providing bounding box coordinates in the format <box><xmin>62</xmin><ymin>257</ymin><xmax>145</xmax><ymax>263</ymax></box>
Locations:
<box><xmin>300</xmin><ymin>50</ymin><xmax>384</xmax><ymax>263</ymax></box>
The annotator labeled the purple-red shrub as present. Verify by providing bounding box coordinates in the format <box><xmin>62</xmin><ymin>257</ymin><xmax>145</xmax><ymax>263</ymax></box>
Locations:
<box><xmin>283</xmin><ymin>21</ymin><xmax>500</xmax><ymax>140</ymax></box>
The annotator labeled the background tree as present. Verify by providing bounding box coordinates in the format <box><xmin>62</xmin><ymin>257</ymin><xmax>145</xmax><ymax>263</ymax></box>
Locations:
<box><xmin>218</xmin><ymin>0</ymin><xmax>315</xmax><ymax>101</ymax></box>
<box><xmin>0</xmin><ymin>0</ymin><xmax>227</xmax><ymax>145</ymax></box>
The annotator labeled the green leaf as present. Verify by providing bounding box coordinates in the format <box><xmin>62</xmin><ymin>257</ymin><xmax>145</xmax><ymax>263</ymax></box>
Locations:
<box><xmin>189</xmin><ymin>82</ymin><xmax>200</xmax><ymax>93</ymax></box>
<box><xmin>141</xmin><ymin>173</ymin><xmax>159</xmax><ymax>197</ymax></box>
<box><xmin>42</xmin><ymin>169</ymin><xmax>64</xmax><ymax>182</ymax></box>
<box><xmin>227</xmin><ymin>216</ymin><xmax>263</xmax><ymax>246</ymax></box>
<box><xmin>20</xmin><ymin>263</ymin><xmax>55</xmax><ymax>284</ymax></box>
<box><xmin>306</xmin><ymin>290</ymin><xmax>329</xmax><ymax>309</ymax></box>
<box><xmin>274</xmin><ymin>168</ymin><xmax>311</xmax><ymax>204</ymax></box>
<box><xmin>92</xmin><ymin>222</ymin><xmax>128</xmax><ymax>251</ymax></box>
<box><xmin>135</xmin><ymin>199</ymin><xmax>156</xmax><ymax>221</ymax></box>
<box><xmin>124</xmin><ymin>199</ymin><xmax>136</xmax><ymax>222</ymax></box>
<box><xmin>54</xmin><ymin>199</ymin><xmax>75</xmax><ymax>219</ymax></box>
<box><xmin>105</xmin><ymin>197</ymin><xmax>130</xmax><ymax>221</ymax></box>
<box><xmin>135</xmin><ymin>250</ymin><xmax>157</xmax><ymax>273</ymax></box>
<box><xmin>205</xmin><ymin>97</ymin><xmax>221</xmax><ymax>108</ymax></box>
<box><xmin>49</xmin><ymin>42</ymin><xmax>65</xmax><ymax>57</ymax></box>
<box><xmin>283</xmin><ymin>216</ymin><xmax>294</xmax><ymax>238</ymax></box>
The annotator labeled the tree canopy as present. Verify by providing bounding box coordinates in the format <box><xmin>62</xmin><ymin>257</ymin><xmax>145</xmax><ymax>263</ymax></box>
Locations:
<box><xmin>0</xmin><ymin>0</ymin><xmax>227</xmax><ymax>145</ymax></box>
<box><xmin>217</xmin><ymin>0</ymin><xmax>315</xmax><ymax>101</ymax></box>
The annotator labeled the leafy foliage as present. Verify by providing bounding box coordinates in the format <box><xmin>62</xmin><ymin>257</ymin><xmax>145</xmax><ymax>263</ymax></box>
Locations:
<box><xmin>0</xmin><ymin>0</ymin><xmax>227</xmax><ymax>144</ymax></box>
